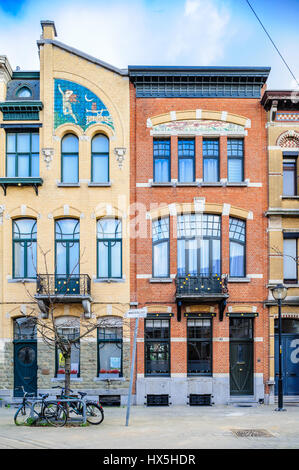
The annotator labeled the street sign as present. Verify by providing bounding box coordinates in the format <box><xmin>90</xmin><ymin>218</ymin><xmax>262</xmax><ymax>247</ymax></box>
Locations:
<box><xmin>125</xmin><ymin>307</ymin><xmax>147</xmax><ymax>318</ymax></box>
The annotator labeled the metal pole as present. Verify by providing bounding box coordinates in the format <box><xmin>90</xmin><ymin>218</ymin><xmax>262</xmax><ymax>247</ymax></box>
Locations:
<box><xmin>276</xmin><ymin>298</ymin><xmax>285</xmax><ymax>411</ymax></box>
<box><xmin>125</xmin><ymin>317</ymin><xmax>139</xmax><ymax>426</ymax></box>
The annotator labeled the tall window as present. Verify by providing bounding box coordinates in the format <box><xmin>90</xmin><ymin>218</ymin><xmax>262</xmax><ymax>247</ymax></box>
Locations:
<box><xmin>283</xmin><ymin>157</ymin><xmax>297</xmax><ymax>196</ymax></box>
<box><xmin>187</xmin><ymin>319</ymin><xmax>212</xmax><ymax>376</ymax></box>
<box><xmin>229</xmin><ymin>218</ymin><xmax>246</xmax><ymax>277</ymax></box>
<box><xmin>145</xmin><ymin>319</ymin><xmax>170</xmax><ymax>376</ymax></box>
<box><xmin>13</xmin><ymin>218</ymin><xmax>37</xmax><ymax>279</ymax></box>
<box><xmin>152</xmin><ymin>217</ymin><xmax>169</xmax><ymax>278</ymax></box>
<box><xmin>283</xmin><ymin>238</ymin><xmax>297</xmax><ymax>283</ymax></box>
<box><xmin>61</xmin><ymin>134</ymin><xmax>79</xmax><ymax>183</ymax></box>
<box><xmin>203</xmin><ymin>138</ymin><xmax>219</xmax><ymax>182</ymax></box>
<box><xmin>98</xmin><ymin>319</ymin><xmax>122</xmax><ymax>378</ymax></box>
<box><xmin>55</xmin><ymin>219</ymin><xmax>80</xmax><ymax>293</ymax></box>
<box><xmin>97</xmin><ymin>218</ymin><xmax>122</xmax><ymax>278</ymax></box>
<box><xmin>91</xmin><ymin>134</ymin><xmax>109</xmax><ymax>183</ymax></box>
<box><xmin>177</xmin><ymin>214</ymin><xmax>221</xmax><ymax>276</ymax></box>
<box><xmin>55</xmin><ymin>318</ymin><xmax>80</xmax><ymax>378</ymax></box>
<box><xmin>178</xmin><ymin>138</ymin><xmax>195</xmax><ymax>182</ymax></box>
<box><xmin>227</xmin><ymin>138</ymin><xmax>244</xmax><ymax>182</ymax></box>
<box><xmin>153</xmin><ymin>138</ymin><xmax>170</xmax><ymax>183</ymax></box>
<box><xmin>6</xmin><ymin>132</ymin><xmax>39</xmax><ymax>177</ymax></box>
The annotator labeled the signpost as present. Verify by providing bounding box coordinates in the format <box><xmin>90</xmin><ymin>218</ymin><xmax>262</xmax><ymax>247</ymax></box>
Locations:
<box><xmin>125</xmin><ymin>308</ymin><xmax>147</xmax><ymax>426</ymax></box>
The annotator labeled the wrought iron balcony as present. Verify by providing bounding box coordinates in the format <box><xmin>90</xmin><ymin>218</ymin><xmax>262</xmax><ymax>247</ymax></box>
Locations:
<box><xmin>35</xmin><ymin>274</ymin><xmax>91</xmax><ymax>302</ymax></box>
<box><xmin>175</xmin><ymin>273</ymin><xmax>228</xmax><ymax>301</ymax></box>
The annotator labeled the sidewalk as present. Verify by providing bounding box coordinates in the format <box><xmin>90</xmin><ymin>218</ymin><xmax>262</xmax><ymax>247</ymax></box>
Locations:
<box><xmin>1</xmin><ymin>404</ymin><xmax>299</xmax><ymax>449</ymax></box>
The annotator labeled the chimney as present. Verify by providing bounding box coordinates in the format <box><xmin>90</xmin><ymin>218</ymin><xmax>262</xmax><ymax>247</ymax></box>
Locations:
<box><xmin>40</xmin><ymin>20</ymin><xmax>57</xmax><ymax>40</ymax></box>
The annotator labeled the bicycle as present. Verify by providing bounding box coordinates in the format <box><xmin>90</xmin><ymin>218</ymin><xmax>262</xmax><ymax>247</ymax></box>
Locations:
<box><xmin>14</xmin><ymin>386</ymin><xmax>67</xmax><ymax>427</ymax></box>
<box><xmin>52</xmin><ymin>386</ymin><xmax>104</xmax><ymax>425</ymax></box>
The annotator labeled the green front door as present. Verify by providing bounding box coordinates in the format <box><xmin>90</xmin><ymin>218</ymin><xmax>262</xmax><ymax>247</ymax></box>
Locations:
<box><xmin>14</xmin><ymin>341</ymin><xmax>37</xmax><ymax>397</ymax></box>
<box><xmin>229</xmin><ymin>318</ymin><xmax>254</xmax><ymax>395</ymax></box>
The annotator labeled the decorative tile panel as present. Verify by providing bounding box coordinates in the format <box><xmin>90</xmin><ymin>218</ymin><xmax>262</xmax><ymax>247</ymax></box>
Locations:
<box><xmin>151</xmin><ymin>120</ymin><xmax>245</xmax><ymax>136</ymax></box>
<box><xmin>276</xmin><ymin>112</ymin><xmax>299</xmax><ymax>122</ymax></box>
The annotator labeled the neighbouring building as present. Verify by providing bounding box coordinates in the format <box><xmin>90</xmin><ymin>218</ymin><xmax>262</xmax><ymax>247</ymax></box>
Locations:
<box><xmin>129</xmin><ymin>66</ymin><xmax>271</xmax><ymax>405</ymax></box>
<box><xmin>0</xmin><ymin>21</ymin><xmax>131</xmax><ymax>404</ymax></box>
<box><xmin>263</xmin><ymin>90</ymin><xmax>299</xmax><ymax>403</ymax></box>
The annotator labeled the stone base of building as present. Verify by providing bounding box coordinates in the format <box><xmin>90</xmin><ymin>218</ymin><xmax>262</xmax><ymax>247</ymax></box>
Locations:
<box><xmin>136</xmin><ymin>374</ymin><xmax>265</xmax><ymax>405</ymax></box>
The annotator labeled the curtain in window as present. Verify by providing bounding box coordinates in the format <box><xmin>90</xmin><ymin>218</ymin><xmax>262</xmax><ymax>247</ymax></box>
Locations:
<box><xmin>230</xmin><ymin>241</ymin><xmax>245</xmax><ymax>277</ymax></box>
<box><xmin>179</xmin><ymin>159</ymin><xmax>194</xmax><ymax>182</ymax></box>
<box><xmin>203</xmin><ymin>159</ymin><xmax>218</xmax><ymax>182</ymax></box>
<box><xmin>228</xmin><ymin>159</ymin><xmax>242</xmax><ymax>182</ymax></box>
<box><xmin>154</xmin><ymin>159</ymin><xmax>169</xmax><ymax>182</ymax></box>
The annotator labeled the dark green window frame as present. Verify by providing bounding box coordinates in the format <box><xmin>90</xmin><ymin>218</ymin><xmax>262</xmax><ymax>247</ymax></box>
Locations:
<box><xmin>203</xmin><ymin>138</ymin><xmax>219</xmax><ymax>182</ymax></box>
<box><xmin>153</xmin><ymin>138</ymin><xmax>171</xmax><ymax>183</ymax></box>
<box><xmin>144</xmin><ymin>319</ymin><xmax>170</xmax><ymax>377</ymax></box>
<box><xmin>12</xmin><ymin>218</ymin><xmax>37</xmax><ymax>279</ymax></box>
<box><xmin>187</xmin><ymin>318</ymin><xmax>213</xmax><ymax>376</ymax></box>
<box><xmin>97</xmin><ymin>218</ymin><xmax>122</xmax><ymax>279</ymax></box>
<box><xmin>55</xmin><ymin>218</ymin><xmax>80</xmax><ymax>278</ymax></box>
<box><xmin>98</xmin><ymin>325</ymin><xmax>123</xmax><ymax>377</ymax></box>
<box><xmin>227</xmin><ymin>138</ymin><xmax>244</xmax><ymax>182</ymax></box>
<box><xmin>178</xmin><ymin>138</ymin><xmax>195</xmax><ymax>182</ymax></box>
<box><xmin>61</xmin><ymin>134</ymin><xmax>79</xmax><ymax>183</ymax></box>
<box><xmin>91</xmin><ymin>134</ymin><xmax>109</xmax><ymax>183</ymax></box>
<box><xmin>6</xmin><ymin>131</ymin><xmax>39</xmax><ymax>177</ymax></box>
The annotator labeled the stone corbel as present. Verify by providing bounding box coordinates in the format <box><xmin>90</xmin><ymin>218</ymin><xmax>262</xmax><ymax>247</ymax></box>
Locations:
<box><xmin>114</xmin><ymin>147</ymin><xmax>126</xmax><ymax>169</ymax></box>
<box><xmin>42</xmin><ymin>148</ymin><xmax>54</xmax><ymax>170</ymax></box>
<box><xmin>0</xmin><ymin>205</ymin><xmax>4</xmax><ymax>225</ymax></box>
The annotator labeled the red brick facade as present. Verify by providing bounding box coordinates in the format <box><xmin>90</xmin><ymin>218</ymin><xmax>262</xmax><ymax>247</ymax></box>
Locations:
<box><xmin>129</xmin><ymin>73</ymin><xmax>269</xmax><ymax>405</ymax></box>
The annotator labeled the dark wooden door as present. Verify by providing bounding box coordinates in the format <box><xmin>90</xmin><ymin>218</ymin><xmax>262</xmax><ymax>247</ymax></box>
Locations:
<box><xmin>14</xmin><ymin>341</ymin><xmax>37</xmax><ymax>397</ymax></box>
<box><xmin>230</xmin><ymin>341</ymin><xmax>253</xmax><ymax>395</ymax></box>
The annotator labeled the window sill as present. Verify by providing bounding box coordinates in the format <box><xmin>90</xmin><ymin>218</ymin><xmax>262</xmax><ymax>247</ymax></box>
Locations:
<box><xmin>149</xmin><ymin>278</ymin><xmax>173</xmax><ymax>283</ymax></box>
<box><xmin>51</xmin><ymin>377</ymin><xmax>82</xmax><ymax>382</ymax></box>
<box><xmin>94</xmin><ymin>377</ymin><xmax>126</xmax><ymax>382</ymax></box>
<box><xmin>88</xmin><ymin>182</ymin><xmax>111</xmax><ymax>187</ymax></box>
<box><xmin>176</xmin><ymin>182</ymin><xmax>198</xmax><ymax>187</ymax></box>
<box><xmin>93</xmin><ymin>277</ymin><xmax>125</xmax><ymax>283</ymax></box>
<box><xmin>201</xmin><ymin>182</ymin><xmax>222</xmax><ymax>187</ymax></box>
<box><xmin>8</xmin><ymin>278</ymin><xmax>36</xmax><ymax>283</ymax></box>
<box><xmin>57</xmin><ymin>182</ymin><xmax>80</xmax><ymax>187</ymax></box>
<box><xmin>226</xmin><ymin>182</ymin><xmax>247</xmax><ymax>187</ymax></box>
<box><xmin>151</xmin><ymin>182</ymin><xmax>174</xmax><ymax>187</ymax></box>
<box><xmin>228</xmin><ymin>277</ymin><xmax>251</xmax><ymax>283</ymax></box>
<box><xmin>281</xmin><ymin>196</ymin><xmax>299</xmax><ymax>199</ymax></box>
<box><xmin>284</xmin><ymin>283</ymin><xmax>299</xmax><ymax>287</ymax></box>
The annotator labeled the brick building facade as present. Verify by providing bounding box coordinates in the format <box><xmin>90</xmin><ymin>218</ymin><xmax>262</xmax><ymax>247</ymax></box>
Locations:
<box><xmin>129</xmin><ymin>67</ymin><xmax>271</xmax><ymax>405</ymax></box>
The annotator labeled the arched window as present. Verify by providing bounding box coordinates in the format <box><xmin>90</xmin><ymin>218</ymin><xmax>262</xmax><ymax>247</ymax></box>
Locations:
<box><xmin>97</xmin><ymin>218</ymin><xmax>122</xmax><ymax>279</ymax></box>
<box><xmin>229</xmin><ymin>218</ymin><xmax>246</xmax><ymax>277</ymax></box>
<box><xmin>61</xmin><ymin>134</ymin><xmax>79</xmax><ymax>183</ymax></box>
<box><xmin>16</xmin><ymin>86</ymin><xmax>32</xmax><ymax>98</ymax></box>
<box><xmin>55</xmin><ymin>219</ymin><xmax>80</xmax><ymax>293</ymax></box>
<box><xmin>13</xmin><ymin>218</ymin><xmax>37</xmax><ymax>279</ymax></box>
<box><xmin>177</xmin><ymin>214</ymin><xmax>221</xmax><ymax>276</ymax></box>
<box><xmin>91</xmin><ymin>134</ymin><xmax>109</xmax><ymax>183</ymax></box>
<box><xmin>14</xmin><ymin>317</ymin><xmax>37</xmax><ymax>340</ymax></box>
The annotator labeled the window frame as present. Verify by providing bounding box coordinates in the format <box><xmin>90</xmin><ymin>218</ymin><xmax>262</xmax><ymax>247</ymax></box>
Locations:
<box><xmin>144</xmin><ymin>319</ymin><xmax>170</xmax><ymax>377</ymax></box>
<box><xmin>97</xmin><ymin>218</ymin><xmax>122</xmax><ymax>279</ymax></box>
<box><xmin>12</xmin><ymin>218</ymin><xmax>37</xmax><ymax>279</ymax></box>
<box><xmin>202</xmin><ymin>138</ymin><xmax>220</xmax><ymax>183</ymax></box>
<box><xmin>152</xmin><ymin>217</ymin><xmax>170</xmax><ymax>278</ymax></box>
<box><xmin>97</xmin><ymin>325</ymin><xmax>123</xmax><ymax>378</ymax></box>
<box><xmin>55</xmin><ymin>340</ymin><xmax>81</xmax><ymax>378</ymax></box>
<box><xmin>55</xmin><ymin>218</ymin><xmax>80</xmax><ymax>278</ymax></box>
<box><xmin>178</xmin><ymin>138</ymin><xmax>195</xmax><ymax>183</ymax></box>
<box><xmin>283</xmin><ymin>154</ymin><xmax>297</xmax><ymax>196</ymax></box>
<box><xmin>61</xmin><ymin>133</ymin><xmax>79</xmax><ymax>183</ymax></box>
<box><xmin>227</xmin><ymin>138</ymin><xmax>244</xmax><ymax>183</ymax></box>
<box><xmin>91</xmin><ymin>133</ymin><xmax>109</xmax><ymax>183</ymax></box>
<box><xmin>6</xmin><ymin>131</ymin><xmax>39</xmax><ymax>178</ymax></box>
<box><xmin>283</xmin><ymin>237</ymin><xmax>298</xmax><ymax>284</ymax></box>
<box><xmin>187</xmin><ymin>318</ymin><xmax>213</xmax><ymax>376</ymax></box>
<box><xmin>153</xmin><ymin>138</ymin><xmax>171</xmax><ymax>183</ymax></box>
<box><xmin>229</xmin><ymin>217</ymin><xmax>246</xmax><ymax>278</ymax></box>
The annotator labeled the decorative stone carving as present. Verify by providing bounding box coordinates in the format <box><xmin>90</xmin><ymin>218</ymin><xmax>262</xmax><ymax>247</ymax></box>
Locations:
<box><xmin>114</xmin><ymin>147</ymin><xmax>126</xmax><ymax>169</ymax></box>
<box><xmin>277</xmin><ymin>130</ymin><xmax>299</xmax><ymax>148</ymax></box>
<box><xmin>42</xmin><ymin>148</ymin><xmax>54</xmax><ymax>169</ymax></box>
<box><xmin>151</xmin><ymin>120</ymin><xmax>246</xmax><ymax>136</ymax></box>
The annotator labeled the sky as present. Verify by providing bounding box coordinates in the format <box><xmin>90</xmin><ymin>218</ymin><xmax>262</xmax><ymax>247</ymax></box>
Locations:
<box><xmin>0</xmin><ymin>0</ymin><xmax>298</xmax><ymax>89</ymax></box>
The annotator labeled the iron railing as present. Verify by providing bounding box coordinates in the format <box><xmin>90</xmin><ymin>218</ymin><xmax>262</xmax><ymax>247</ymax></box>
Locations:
<box><xmin>176</xmin><ymin>274</ymin><xmax>228</xmax><ymax>298</ymax></box>
<box><xmin>36</xmin><ymin>274</ymin><xmax>91</xmax><ymax>297</ymax></box>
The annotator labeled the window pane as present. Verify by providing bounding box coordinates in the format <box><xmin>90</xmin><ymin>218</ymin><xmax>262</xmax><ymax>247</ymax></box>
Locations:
<box><xmin>31</xmin><ymin>134</ymin><xmax>39</xmax><ymax>153</ymax></box>
<box><xmin>69</xmin><ymin>243</ymin><xmax>80</xmax><ymax>276</ymax></box>
<box><xmin>200</xmin><ymin>239</ymin><xmax>209</xmax><ymax>275</ymax></box>
<box><xmin>27</xmin><ymin>242</ymin><xmax>37</xmax><ymax>278</ymax></box>
<box><xmin>153</xmin><ymin>241</ymin><xmax>168</xmax><ymax>277</ymax></box>
<box><xmin>228</xmin><ymin>158</ymin><xmax>242</xmax><ymax>182</ymax></box>
<box><xmin>7</xmin><ymin>154</ymin><xmax>16</xmax><ymax>176</ymax></box>
<box><xmin>97</xmin><ymin>218</ymin><xmax>121</xmax><ymax>239</ymax></box>
<box><xmin>179</xmin><ymin>158</ymin><xmax>194</xmax><ymax>182</ymax></box>
<box><xmin>62</xmin><ymin>155</ymin><xmax>78</xmax><ymax>182</ymax></box>
<box><xmin>92</xmin><ymin>155</ymin><xmax>108</xmax><ymax>182</ymax></box>
<box><xmin>177</xmin><ymin>239</ymin><xmax>185</xmax><ymax>275</ymax></box>
<box><xmin>111</xmin><ymin>241</ymin><xmax>122</xmax><ymax>278</ymax></box>
<box><xmin>13</xmin><ymin>219</ymin><xmax>36</xmax><ymax>239</ymax></box>
<box><xmin>98</xmin><ymin>242</ymin><xmax>109</xmax><ymax>277</ymax></box>
<box><xmin>154</xmin><ymin>158</ymin><xmax>169</xmax><ymax>182</ymax></box>
<box><xmin>230</xmin><ymin>318</ymin><xmax>253</xmax><ymax>339</ymax></box>
<box><xmin>99</xmin><ymin>343</ymin><xmax>121</xmax><ymax>376</ymax></box>
<box><xmin>187</xmin><ymin>238</ymin><xmax>198</xmax><ymax>275</ymax></box>
<box><xmin>14</xmin><ymin>242</ymin><xmax>25</xmax><ymax>277</ymax></box>
<box><xmin>56</xmin><ymin>243</ymin><xmax>67</xmax><ymax>275</ymax></box>
<box><xmin>17</xmin><ymin>134</ymin><xmax>30</xmax><ymax>152</ymax></box>
<box><xmin>230</xmin><ymin>241</ymin><xmax>245</xmax><ymax>277</ymax></box>
<box><xmin>18</xmin><ymin>154</ymin><xmax>30</xmax><ymax>177</ymax></box>
<box><xmin>31</xmin><ymin>154</ymin><xmax>39</xmax><ymax>177</ymax></box>
<box><xmin>284</xmin><ymin>239</ymin><xmax>297</xmax><ymax>280</ymax></box>
<box><xmin>283</xmin><ymin>161</ymin><xmax>296</xmax><ymax>196</ymax></box>
<box><xmin>152</xmin><ymin>218</ymin><xmax>169</xmax><ymax>242</ymax></box>
<box><xmin>62</xmin><ymin>134</ymin><xmax>78</xmax><ymax>152</ymax></box>
<box><xmin>7</xmin><ymin>134</ymin><xmax>16</xmax><ymax>152</ymax></box>
<box><xmin>92</xmin><ymin>134</ymin><xmax>109</xmax><ymax>152</ymax></box>
<box><xmin>212</xmin><ymin>239</ymin><xmax>221</xmax><ymax>274</ymax></box>
<box><xmin>17</xmin><ymin>87</ymin><xmax>32</xmax><ymax>98</ymax></box>
<box><xmin>203</xmin><ymin>159</ymin><xmax>218</xmax><ymax>182</ymax></box>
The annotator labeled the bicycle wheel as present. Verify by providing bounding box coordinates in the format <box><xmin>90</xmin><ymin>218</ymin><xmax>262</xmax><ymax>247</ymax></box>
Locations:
<box><xmin>14</xmin><ymin>405</ymin><xmax>32</xmax><ymax>425</ymax></box>
<box><xmin>85</xmin><ymin>403</ymin><xmax>104</xmax><ymax>425</ymax></box>
<box><xmin>44</xmin><ymin>403</ymin><xmax>67</xmax><ymax>427</ymax></box>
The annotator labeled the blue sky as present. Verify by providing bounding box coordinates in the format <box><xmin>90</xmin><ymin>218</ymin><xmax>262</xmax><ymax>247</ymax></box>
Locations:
<box><xmin>0</xmin><ymin>0</ymin><xmax>298</xmax><ymax>89</ymax></box>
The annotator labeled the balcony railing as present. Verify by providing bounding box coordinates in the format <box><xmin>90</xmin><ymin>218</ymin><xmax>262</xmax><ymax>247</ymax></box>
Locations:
<box><xmin>36</xmin><ymin>274</ymin><xmax>91</xmax><ymax>299</ymax></box>
<box><xmin>175</xmin><ymin>274</ymin><xmax>228</xmax><ymax>299</ymax></box>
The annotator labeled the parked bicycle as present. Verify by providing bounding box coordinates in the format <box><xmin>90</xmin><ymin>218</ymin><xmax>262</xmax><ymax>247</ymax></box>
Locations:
<box><xmin>52</xmin><ymin>386</ymin><xmax>104</xmax><ymax>425</ymax></box>
<box><xmin>14</xmin><ymin>386</ymin><xmax>67</xmax><ymax>427</ymax></box>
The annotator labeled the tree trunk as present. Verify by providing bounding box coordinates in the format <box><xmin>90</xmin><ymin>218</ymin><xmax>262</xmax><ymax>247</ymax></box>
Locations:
<box><xmin>64</xmin><ymin>349</ymin><xmax>71</xmax><ymax>420</ymax></box>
